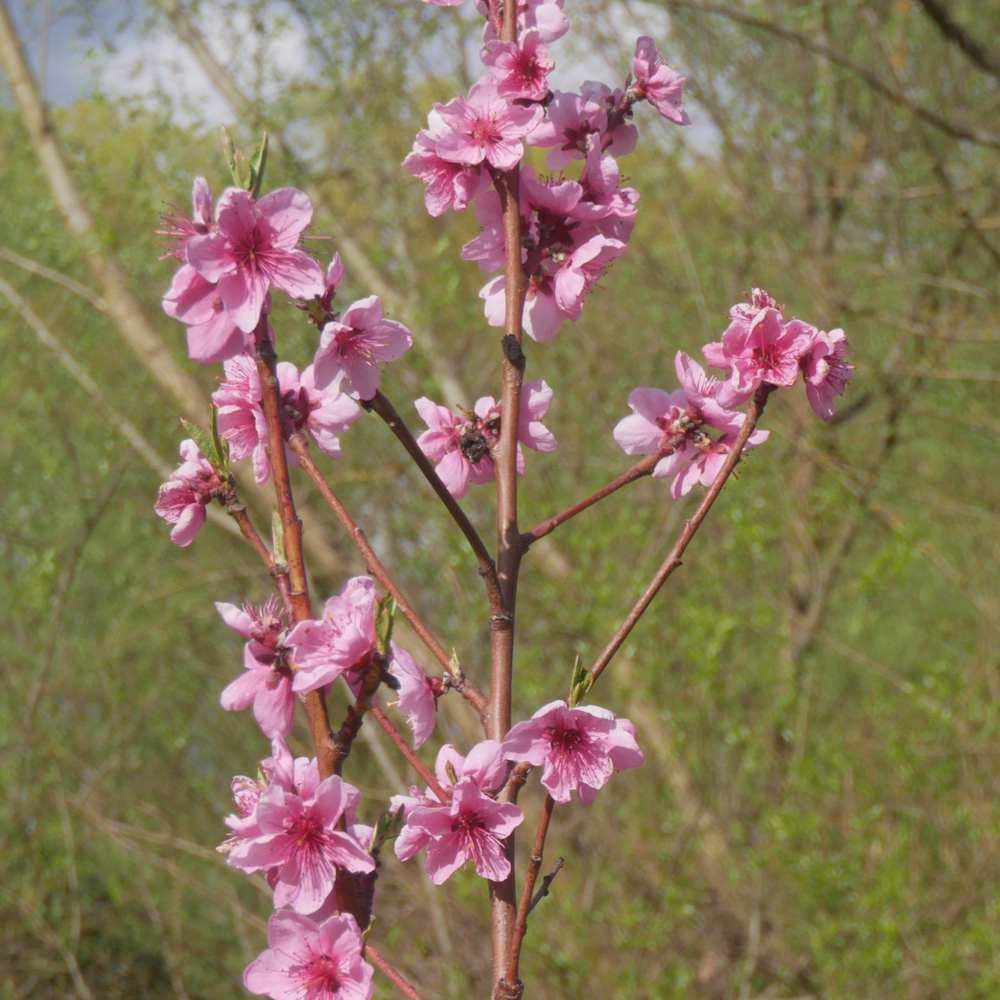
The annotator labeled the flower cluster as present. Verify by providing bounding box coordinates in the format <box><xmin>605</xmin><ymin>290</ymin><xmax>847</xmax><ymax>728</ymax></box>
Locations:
<box><xmin>153</xmin><ymin>439</ymin><xmax>223</xmax><ymax>546</ymax></box>
<box><xmin>414</xmin><ymin>379</ymin><xmax>556</xmax><ymax>498</ymax></box>
<box><xmin>405</xmin><ymin>18</ymin><xmax>689</xmax><ymax>340</ymax></box>
<box><xmin>614</xmin><ymin>288</ymin><xmax>852</xmax><ymax>497</ymax></box>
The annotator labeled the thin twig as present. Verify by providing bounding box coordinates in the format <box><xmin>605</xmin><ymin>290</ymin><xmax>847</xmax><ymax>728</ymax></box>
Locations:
<box><xmin>369</xmin><ymin>390</ymin><xmax>502</xmax><ymax>610</ymax></box>
<box><xmin>589</xmin><ymin>386</ymin><xmax>773</xmax><ymax>685</ymax></box>
<box><xmin>0</xmin><ymin>243</ymin><xmax>106</xmax><ymax>310</ymax></box>
<box><xmin>365</xmin><ymin>944</ymin><xmax>427</xmax><ymax>1000</ymax></box>
<box><xmin>503</xmin><ymin>794</ymin><xmax>555</xmax><ymax>988</ymax></box>
<box><xmin>287</xmin><ymin>433</ymin><xmax>466</xmax><ymax>680</ymax></box>
<box><xmin>527</xmin><ymin>857</ymin><xmax>563</xmax><ymax>914</ymax></box>
<box><xmin>369</xmin><ymin>706</ymin><xmax>449</xmax><ymax>803</ymax></box>
<box><xmin>521</xmin><ymin>440</ymin><xmax>684</xmax><ymax>548</ymax></box>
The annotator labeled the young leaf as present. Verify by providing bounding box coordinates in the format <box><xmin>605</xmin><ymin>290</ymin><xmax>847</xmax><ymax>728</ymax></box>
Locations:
<box><xmin>248</xmin><ymin>131</ymin><xmax>269</xmax><ymax>198</ymax></box>
<box><xmin>220</xmin><ymin>126</ymin><xmax>240</xmax><ymax>187</ymax></box>
<box><xmin>375</xmin><ymin>594</ymin><xmax>397</xmax><ymax>655</ymax></box>
<box><xmin>210</xmin><ymin>404</ymin><xmax>228</xmax><ymax>469</ymax></box>
<box><xmin>180</xmin><ymin>418</ymin><xmax>223</xmax><ymax>469</ymax></box>
<box><xmin>568</xmin><ymin>655</ymin><xmax>594</xmax><ymax>707</ymax></box>
<box><xmin>271</xmin><ymin>508</ymin><xmax>287</xmax><ymax>569</ymax></box>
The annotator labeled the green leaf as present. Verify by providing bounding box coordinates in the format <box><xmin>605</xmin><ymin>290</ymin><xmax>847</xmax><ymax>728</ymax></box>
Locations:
<box><xmin>210</xmin><ymin>404</ymin><xmax>228</xmax><ymax>469</ymax></box>
<box><xmin>568</xmin><ymin>655</ymin><xmax>594</xmax><ymax>707</ymax></box>
<box><xmin>180</xmin><ymin>419</ymin><xmax>222</xmax><ymax>469</ymax></box>
<box><xmin>248</xmin><ymin>131</ymin><xmax>269</xmax><ymax>198</ymax></box>
<box><xmin>375</xmin><ymin>594</ymin><xmax>396</xmax><ymax>655</ymax></box>
<box><xmin>220</xmin><ymin>126</ymin><xmax>240</xmax><ymax>187</ymax></box>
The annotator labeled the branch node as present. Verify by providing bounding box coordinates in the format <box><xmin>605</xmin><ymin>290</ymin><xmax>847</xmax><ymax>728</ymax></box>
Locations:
<box><xmin>501</xmin><ymin>334</ymin><xmax>525</xmax><ymax>366</ymax></box>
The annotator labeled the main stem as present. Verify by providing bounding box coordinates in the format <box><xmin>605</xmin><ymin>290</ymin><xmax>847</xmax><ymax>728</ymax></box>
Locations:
<box><xmin>489</xmin><ymin>0</ymin><xmax>527</xmax><ymax>990</ymax></box>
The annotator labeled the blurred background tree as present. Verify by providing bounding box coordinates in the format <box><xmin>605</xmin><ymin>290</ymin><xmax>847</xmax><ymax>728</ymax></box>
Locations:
<box><xmin>0</xmin><ymin>0</ymin><xmax>998</xmax><ymax>997</ymax></box>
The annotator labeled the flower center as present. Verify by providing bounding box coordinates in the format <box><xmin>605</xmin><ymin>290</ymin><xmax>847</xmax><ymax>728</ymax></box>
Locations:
<box><xmin>546</xmin><ymin>725</ymin><xmax>587</xmax><ymax>757</ymax></box>
<box><xmin>294</xmin><ymin>954</ymin><xmax>342</xmax><ymax>999</ymax></box>
<box><xmin>470</xmin><ymin>113</ymin><xmax>502</xmax><ymax>147</ymax></box>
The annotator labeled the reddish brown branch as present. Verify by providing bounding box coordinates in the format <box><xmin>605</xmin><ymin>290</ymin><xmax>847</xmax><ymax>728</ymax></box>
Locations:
<box><xmin>520</xmin><ymin>436</ymin><xmax>686</xmax><ymax>548</ymax></box>
<box><xmin>254</xmin><ymin>335</ymin><xmax>337</xmax><ymax>779</ymax></box>
<box><xmin>590</xmin><ymin>386</ymin><xmax>773</xmax><ymax>685</ymax></box>
<box><xmin>287</xmin><ymin>432</ymin><xmax>472</xmax><ymax>680</ymax></box>
<box><xmin>366</xmin><ymin>944</ymin><xmax>427</xmax><ymax>1000</ymax></box>
<box><xmin>369</xmin><ymin>706</ymin><xmax>449</xmax><ymax>803</ymax></box>
<box><xmin>502</xmin><ymin>794</ymin><xmax>555</xmax><ymax>990</ymax></box>
<box><xmin>487</xmin><ymin>0</ymin><xmax>526</xmax><ymax>983</ymax></box>
<box><xmin>329</xmin><ymin>653</ymin><xmax>387</xmax><ymax>776</ymax></box>
<box><xmin>370</xmin><ymin>390</ymin><xmax>503</xmax><ymax>613</ymax></box>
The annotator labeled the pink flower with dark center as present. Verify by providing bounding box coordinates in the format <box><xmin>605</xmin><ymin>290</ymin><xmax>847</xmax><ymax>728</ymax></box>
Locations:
<box><xmin>217</xmin><ymin>598</ymin><xmax>294</xmax><ymax>738</ymax></box>
<box><xmin>218</xmin><ymin>736</ymin><xmax>319</xmax><ymax>857</ymax></box>
<box><xmin>186</xmin><ymin>187</ymin><xmax>325</xmax><ymax>334</ymax></box>
<box><xmin>243</xmin><ymin>911</ymin><xmax>374</xmax><ymax>1000</ymax></box>
<box><xmin>403</xmin><ymin>110</ymin><xmax>492</xmax><ymax>217</ymax></box>
<box><xmin>614</xmin><ymin>352</ymin><xmax>770</xmax><ymax>499</ymax></box>
<box><xmin>414</xmin><ymin>380</ymin><xmax>556</xmax><ymax>498</ymax></box>
<box><xmin>481</xmin><ymin>29</ymin><xmax>554</xmax><ymax>102</ymax></box>
<box><xmin>277</xmin><ymin>362</ymin><xmax>361</xmax><ymax>460</ymax></box>
<box><xmin>313</xmin><ymin>295</ymin><xmax>412</xmax><ymax>400</ymax></box>
<box><xmin>158</xmin><ymin>177</ymin><xmax>214</xmax><ymax>259</ymax></box>
<box><xmin>387</xmin><ymin>643</ymin><xmax>440</xmax><ymax>749</ymax></box>
<box><xmin>227</xmin><ymin>772</ymin><xmax>375</xmax><ymax>914</ymax></box>
<box><xmin>703</xmin><ymin>307</ymin><xmax>816</xmax><ymax>405</ymax></box>
<box><xmin>802</xmin><ymin>327</ymin><xmax>852</xmax><ymax>420</ymax></box>
<box><xmin>526</xmin><ymin>89</ymin><xmax>608</xmax><ymax>169</ymax></box>
<box><xmin>729</xmin><ymin>286</ymin><xmax>783</xmax><ymax>323</ymax></box>
<box><xmin>406</xmin><ymin>780</ymin><xmax>524</xmax><ymax>884</ymax></box>
<box><xmin>392</xmin><ymin>740</ymin><xmax>522</xmax><ymax>883</ymax></box>
<box><xmin>630</xmin><ymin>36</ymin><xmax>690</xmax><ymax>125</ymax></box>
<box><xmin>391</xmin><ymin>740</ymin><xmax>508</xmax><ymax>864</ymax></box>
<box><xmin>433</xmin><ymin>75</ymin><xmax>543</xmax><ymax>171</ymax></box>
<box><xmin>580</xmin><ymin>81</ymin><xmax>640</xmax><ymax>157</ymax></box>
<box><xmin>285</xmin><ymin>577</ymin><xmax>377</xmax><ymax>694</ymax></box>
<box><xmin>162</xmin><ymin>264</ymin><xmax>255</xmax><ymax>364</ymax></box>
<box><xmin>154</xmin><ymin>439</ymin><xmax>222</xmax><ymax>546</ymax></box>
<box><xmin>502</xmin><ymin>699</ymin><xmax>644</xmax><ymax>803</ymax></box>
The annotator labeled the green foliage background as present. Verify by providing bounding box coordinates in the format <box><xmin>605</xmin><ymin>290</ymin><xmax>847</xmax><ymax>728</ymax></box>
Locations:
<box><xmin>1</xmin><ymin>1</ymin><xmax>999</xmax><ymax>997</ymax></box>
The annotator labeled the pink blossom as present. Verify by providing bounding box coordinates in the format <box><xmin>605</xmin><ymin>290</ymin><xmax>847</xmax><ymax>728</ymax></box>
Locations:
<box><xmin>213</xmin><ymin>357</ymin><xmax>358</xmax><ymax>486</ymax></box>
<box><xmin>614</xmin><ymin>351</ymin><xmax>770</xmax><ymax>499</ymax></box>
<box><xmin>526</xmin><ymin>89</ymin><xmax>608</xmax><ymax>169</ymax></box>
<box><xmin>802</xmin><ymin>327</ymin><xmax>852</xmax><ymax>420</ymax></box>
<box><xmin>217</xmin><ymin>598</ymin><xmax>294</xmax><ymax>738</ymax></box>
<box><xmin>162</xmin><ymin>264</ymin><xmax>255</xmax><ymax>364</ymax></box>
<box><xmin>433</xmin><ymin>76</ymin><xmax>543</xmax><ymax>171</ymax></box>
<box><xmin>407</xmin><ymin>780</ymin><xmax>523</xmax><ymax>884</ymax></box>
<box><xmin>502</xmin><ymin>700</ymin><xmax>644</xmax><ymax>803</ymax></box>
<box><xmin>387</xmin><ymin>643</ymin><xmax>439</xmax><ymax>749</ymax></box>
<box><xmin>580</xmin><ymin>81</ymin><xmax>640</xmax><ymax>157</ymax></box>
<box><xmin>158</xmin><ymin>177</ymin><xmax>214</xmax><ymax>259</ymax></box>
<box><xmin>630</xmin><ymin>37</ymin><xmax>690</xmax><ymax>125</ymax></box>
<box><xmin>423</xmin><ymin>0</ymin><xmax>463</xmax><ymax>5</ymax></box>
<box><xmin>414</xmin><ymin>380</ymin><xmax>556</xmax><ymax>498</ymax></box>
<box><xmin>285</xmin><ymin>577</ymin><xmax>377</xmax><ymax>694</ymax></box>
<box><xmin>313</xmin><ymin>296</ymin><xmax>412</xmax><ymax>400</ymax></box>
<box><xmin>213</xmin><ymin>354</ymin><xmax>270</xmax><ymax>485</ymax></box>
<box><xmin>278</xmin><ymin>362</ymin><xmax>361</xmax><ymax>459</ymax></box>
<box><xmin>219</xmin><ymin>737</ymin><xmax>320</xmax><ymax>857</ymax></box>
<box><xmin>243</xmin><ymin>911</ymin><xmax>374</xmax><ymax>1000</ymax></box>
<box><xmin>154</xmin><ymin>439</ymin><xmax>222</xmax><ymax>546</ymax></box>
<box><xmin>481</xmin><ymin>29</ymin><xmax>553</xmax><ymax>102</ymax></box>
<box><xmin>553</xmin><ymin>235</ymin><xmax>627</xmax><ymax>322</ymax></box>
<box><xmin>403</xmin><ymin>110</ymin><xmax>492</xmax><ymax>217</ymax></box>
<box><xmin>186</xmin><ymin>187</ymin><xmax>325</xmax><ymax>333</ymax></box>
<box><xmin>228</xmin><ymin>772</ymin><xmax>375</xmax><ymax>913</ymax></box>
<box><xmin>703</xmin><ymin>306</ymin><xmax>816</xmax><ymax>405</ymax></box>
<box><xmin>392</xmin><ymin>741</ymin><xmax>522</xmax><ymax>884</ymax></box>
<box><xmin>572</xmin><ymin>145</ymin><xmax>640</xmax><ymax>241</ymax></box>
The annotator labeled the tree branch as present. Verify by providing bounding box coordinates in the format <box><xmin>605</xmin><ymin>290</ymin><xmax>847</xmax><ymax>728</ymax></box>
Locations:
<box><xmin>590</xmin><ymin>386</ymin><xmax>773</xmax><ymax>685</ymax></box>
<box><xmin>914</xmin><ymin>0</ymin><xmax>1000</xmax><ymax>80</ymax></box>
<box><xmin>365</xmin><ymin>943</ymin><xmax>428</xmax><ymax>1000</ymax></box>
